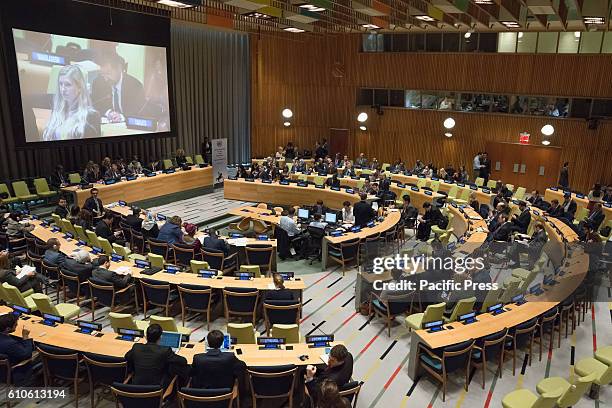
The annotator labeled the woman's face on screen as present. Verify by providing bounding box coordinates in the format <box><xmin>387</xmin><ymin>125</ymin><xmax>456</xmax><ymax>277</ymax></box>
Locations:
<box><xmin>59</xmin><ymin>75</ymin><xmax>79</xmax><ymax>106</ymax></box>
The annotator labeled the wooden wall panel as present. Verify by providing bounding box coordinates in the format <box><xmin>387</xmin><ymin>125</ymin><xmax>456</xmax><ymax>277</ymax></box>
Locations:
<box><xmin>250</xmin><ymin>34</ymin><xmax>612</xmax><ymax>193</ymax></box>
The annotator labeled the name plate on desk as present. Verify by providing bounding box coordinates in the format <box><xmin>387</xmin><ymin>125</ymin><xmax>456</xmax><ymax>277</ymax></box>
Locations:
<box><xmin>91</xmin><ymin>246</ymin><xmax>103</xmax><ymax>255</ymax></box>
<box><xmin>297</xmin><ymin>182</ymin><xmax>308</xmax><ymax>187</ymax></box>
<box><xmin>163</xmin><ymin>168</ymin><xmax>175</xmax><ymax>174</ymax></box>
<box><xmin>41</xmin><ymin>313</ymin><xmax>64</xmax><ymax>327</ymax></box>
<box><xmin>134</xmin><ymin>260</ymin><xmax>150</xmax><ymax>269</ymax></box>
<box><xmin>350</xmin><ymin>226</ymin><xmax>361</xmax><ymax>233</ymax></box>
<box><xmin>31</xmin><ymin>51</ymin><xmax>67</xmax><ymax>65</ymax></box>
<box><xmin>351</xmin><ymin>176</ymin><xmax>359</xmax><ymax>180</ymax></box>
<box><xmin>118</xmin><ymin>200</ymin><xmax>127</xmax><ymax>206</ymax></box>
<box><xmin>604</xmin><ymin>203</ymin><xmax>612</xmax><ymax>208</ymax></box>
<box><xmin>236</xmin><ymin>272</ymin><xmax>253</xmax><ymax>281</ymax></box>
<box><xmin>126</xmin><ymin>116</ymin><xmax>157</xmax><ymax>131</ymax></box>
<box><xmin>228</xmin><ymin>176</ymin><xmax>238</xmax><ymax>180</ymax></box>
<box><xmin>345</xmin><ymin>189</ymin><xmax>355</xmax><ymax>194</ymax></box>
<box><xmin>315</xmin><ymin>184</ymin><xmax>324</xmax><ymax>189</ymax></box>
<box><xmin>145</xmin><ymin>172</ymin><xmax>156</xmax><ymax>177</ymax></box>
<box><xmin>256</xmin><ymin>235</ymin><xmax>268</xmax><ymax>241</ymax></box>
<box><xmin>111</xmin><ymin>254</ymin><xmax>124</xmax><ymax>262</ymax></box>
<box><xmin>306</xmin><ymin>334</ymin><xmax>333</xmax><ymax>348</ymax></box>
<box><xmin>245</xmin><ymin>178</ymin><xmax>255</xmax><ymax>182</ymax></box>
<box><xmin>279</xmin><ymin>180</ymin><xmax>289</xmax><ymax>185</ymax></box>
<box><xmin>431</xmin><ymin>177</ymin><xmax>439</xmax><ymax>181</ymax></box>
<box><xmin>575</xmin><ymin>193</ymin><xmax>585</xmax><ymax>199</ymax></box>
<box><xmin>424</xmin><ymin>190</ymin><xmax>433</xmax><ymax>196</ymax></box>
<box><xmin>330</xmin><ymin>186</ymin><xmax>340</xmax><ymax>191</ymax></box>
<box><xmin>31</xmin><ymin>214</ymin><xmax>39</xmax><ymax>220</ymax></box>
<box><xmin>330</xmin><ymin>231</ymin><xmax>343</xmax><ymax>237</ymax></box>
<box><xmin>262</xmin><ymin>179</ymin><xmax>272</xmax><ymax>184</ymax></box>
<box><xmin>156</xmin><ymin>214</ymin><xmax>167</xmax><ymax>221</ymax></box>
<box><xmin>278</xmin><ymin>272</ymin><xmax>294</xmax><ymax>280</ymax></box>
<box><xmin>165</xmin><ymin>265</ymin><xmax>180</xmax><ymax>274</ymax></box>
<box><xmin>549</xmin><ymin>187</ymin><xmax>558</xmax><ymax>191</ymax></box>
<box><xmin>104</xmin><ymin>179</ymin><xmax>117</xmax><ymax>185</ymax></box>
<box><xmin>457</xmin><ymin>183</ymin><xmax>465</xmax><ymax>187</ymax></box>
<box><xmin>51</xmin><ymin>226</ymin><xmax>61</xmax><ymax>233</ymax></box>
<box><xmin>198</xmin><ymin>270</ymin><xmax>218</xmax><ymax>278</ymax></box>
<box><xmin>482</xmin><ymin>188</ymin><xmax>491</xmax><ymax>194</ymax></box>
<box><xmin>41</xmin><ymin>220</ymin><xmax>50</xmax><ymax>227</ymax></box>
<box><xmin>76</xmin><ymin>320</ymin><xmax>102</xmax><ymax>335</ymax></box>
<box><xmin>126</xmin><ymin>175</ymin><xmax>137</xmax><ymax>181</ymax></box>
<box><xmin>424</xmin><ymin>320</ymin><xmax>444</xmax><ymax>333</ymax></box>
<box><xmin>63</xmin><ymin>233</ymin><xmax>73</xmax><ymax>240</ymax></box>
<box><xmin>230</xmin><ymin>233</ymin><xmax>244</xmax><ymax>238</ymax></box>
<box><xmin>257</xmin><ymin>337</ymin><xmax>285</xmax><ymax>350</ymax></box>
<box><xmin>76</xmin><ymin>240</ymin><xmax>86</xmax><ymax>246</ymax></box>
<box><xmin>117</xmin><ymin>328</ymin><xmax>144</xmax><ymax>342</ymax></box>
<box><xmin>417</xmin><ymin>175</ymin><xmax>425</xmax><ymax>178</ymax></box>
<box><xmin>411</xmin><ymin>186</ymin><xmax>419</xmax><ymax>191</ymax></box>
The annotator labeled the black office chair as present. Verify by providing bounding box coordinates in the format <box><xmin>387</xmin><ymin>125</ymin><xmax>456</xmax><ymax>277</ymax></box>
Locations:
<box><xmin>119</xmin><ymin>222</ymin><xmax>132</xmax><ymax>246</ymax></box>
<box><xmin>37</xmin><ymin>344</ymin><xmax>86</xmax><ymax>408</ymax></box>
<box><xmin>339</xmin><ymin>381</ymin><xmax>363</xmax><ymax>408</ymax></box>
<box><xmin>273</xmin><ymin>226</ymin><xmax>291</xmax><ymax>260</ymax></box>
<box><xmin>223</xmin><ymin>287</ymin><xmax>259</xmax><ymax>326</ymax></box>
<box><xmin>201</xmin><ymin>248</ymin><xmax>237</xmax><ymax>275</ymax></box>
<box><xmin>130</xmin><ymin>229</ymin><xmax>146</xmax><ymax>255</ymax></box>
<box><xmin>140</xmin><ymin>278</ymin><xmax>177</xmax><ymax>318</ymax></box>
<box><xmin>88</xmin><ymin>277</ymin><xmax>138</xmax><ymax>320</ymax></box>
<box><xmin>471</xmin><ymin>328</ymin><xmax>508</xmax><ymax>389</ymax></box>
<box><xmin>111</xmin><ymin>382</ymin><xmax>163</xmax><ymax>408</ymax></box>
<box><xmin>177</xmin><ymin>386</ymin><xmax>237</xmax><ymax>408</ymax></box>
<box><xmin>147</xmin><ymin>238</ymin><xmax>171</xmax><ymax>261</ymax></box>
<box><xmin>369</xmin><ymin>291</ymin><xmax>418</xmax><ymax>337</ymax></box>
<box><xmin>504</xmin><ymin>317</ymin><xmax>538</xmax><ymax>376</ymax></box>
<box><xmin>173</xmin><ymin>243</ymin><xmax>200</xmax><ymax>267</ymax></box>
<box><xmin>0</xmin><ymin>232</ymin><xmax>27</xmax><ymax>257</ymax></box>
<box><xmin>245</xmin><ymin>244</ymin><xmax>275</xmax><ymax>275</ymax></box>
<box><xmin>263</xmin><ymin>299</ymin><xmax>301</xmax><ymax>335</ymax></box>
<box><xmin>247</xmin><ymin>365</ymin><xmax>297</xmax><ymax>408</ymax></box>
<box><xmin>177</xmin><ymin>283</ymin><xmax>213</xmax><ymax>329</ymax></box>
<box><xmin>328</xmin><ymin>238</ymin><xmax>360</xmax><ymax>275</ymax></box>
<box><xmin>59</xmin><ymin>270</ymin><xmax>87</xmax><ymax>306</ymax></box>
<box><xmin>82</xmin><ymin>353</ymin><xmax>128</xmax><ymax>408</ymax></box>
<box><xmin>417</xmin><ymin>339</ymin><xmax>474</xmax><ymax>402</ymax></box>
<box><xmin>305</xmin><ymin>226</ymin><xmax>325</xmax><ymax>265</ymax></box>
<box><xmin>42</xmin><ymin>260</ymin><xmax>61</xmax><ymax>298</ymax></box>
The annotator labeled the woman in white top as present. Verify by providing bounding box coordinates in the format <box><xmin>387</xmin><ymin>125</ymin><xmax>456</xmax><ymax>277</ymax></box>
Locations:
<box><xmin>341</xmin><ymin>201</ymin><xmax>354</xmax><ymax>223</ymax></box>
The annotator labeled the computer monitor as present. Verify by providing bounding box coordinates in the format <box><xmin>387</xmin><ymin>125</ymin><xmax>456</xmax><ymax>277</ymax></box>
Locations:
<box><xmin>257</xmin><ymin>337</ymin><xmax>285</xmax><ymax>350</ymax></box>
<box><xmin>298</xmin><ymin>208</ymin><xmax>310</xmax><ymax>220</ymax></box>
<box><xmin>487</xmin><ymin>303</ymin><xmax>504</xmax><ymax>315</ymax></box>
<box><xmin>306</xmin><ymin>335</ymin><xmax>334</xmax><ymax>348</ymax></box>
<box><xmin>324</xmin><ymin>212</ymin><xmax>337</xmax><ymax>223</ymax></box>
<box><xmin>77</xmin><ymin>320</ymin><xmax>102</xmax><ymax>334</ymax></box>
<box><xmin>118</xmin><ymin>328</ymin><xmax>144</xmax><ymax>341</ymax></box>
<box><xmin>159</xmin><ymin>331</ymin><xmax>182</xmax><ymax>352</ymax></box>
<box><xmin>459</xmin><ymin>311</ymin><xmax>477</xmax><ymax>324</ymax></box>
<box><xmin>423</xmin><ymin>320</ymin><xmax>443</xmax><ymax>332</ymax></box>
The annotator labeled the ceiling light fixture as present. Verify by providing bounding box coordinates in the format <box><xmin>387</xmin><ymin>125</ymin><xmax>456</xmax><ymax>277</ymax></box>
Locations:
<box><xmin>362</xmin><ymin>24</ymin><xmax>380</xmax><ymax>29</ymax></box>
<box><xmin>501</xmin><ymin>21</ymin><xmax>520</xmax><ymax>28</ymax></box>
<box><xmin>444</xmin><ymin>132</ymin><xmax>453</xmax><ymax>138</ymax></box>
<box><xmin>357</xmin><ymin>112</ymin><xmax>368</xmax><ymax>123</ymax></box>
<box><xmin>282</xmin><ymin>108</ymin><xmax>293</xmax><ymax>118</ymax></box>
<box><xmin>245</xmin><ymin>11</ymin><xmax>273</xmax><ymax>19</ymax></box>
<box><xmin>359</xmin><ymin>125</ymin><xmax>367</xmax><ymax>131</ymax></box>
<box><xmin>541</xmin><ymin>140</ymin><xmax>550</xmax><ymax>146</ymax></box>
<box><xmin>283</xmin><ymin>121</ymin><xmax>291</xmax><ymax>127</ymax></box>
<box><xmin>583</xmin><ymin>16</ymin><xmax>605</xmax><ymax>25</ymax></box>
<box><xmin>156</xmin><ymin>0</ymin><xmax>201</xmax><ymax>7</ymax></box>
<box><xmin>415</xmin><ymin>15</ymin><xmax>435</xmax><ymax>22</ymax></box>
<box><xmin>541</xmin><ymin>124</ymin><xmax>554</xmax><ymax>136</ymax></box>
<box><xmin>464</xmin><ymin>32</ymin><xmax>471</xmax><ymax>39</ymax></box>
<box><xmin>443</xmin><ymin>117</ymin><xmax>455</xmax><ymax>129</ymax></box>
<box><xmin>284</xmin><ymin>27</ymin><xmax>306</xmax><ymax>33</ymax></box>
<box><xmin>299</xmin><ymin>4</ymin><xmax>325</xmax><ymax>11</ymax></box>
<box><xmin>574</xmin><ymin>31</ymin><xmax>581</xmax><ymax>38</ymax></box>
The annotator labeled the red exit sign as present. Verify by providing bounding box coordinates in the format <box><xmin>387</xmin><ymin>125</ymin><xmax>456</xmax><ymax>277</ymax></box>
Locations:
<box><xmin>519</xmin><ymin>132</ymin><xmax>530</xmax><ymax>144</ymax></box>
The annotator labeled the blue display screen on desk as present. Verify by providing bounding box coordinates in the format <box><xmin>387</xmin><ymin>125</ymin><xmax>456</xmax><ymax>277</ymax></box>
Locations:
<box><xmin>279</xmin><ymin>180</ymin><xmax>289</xmax><ymax>185</ymax></box>
<box><xmin>236</xmin><ymin>272</ymin><xmax>253</xmax><ymax>280</ymax></box>
<box><xmin>350</xmin><ymin>226</ymin><xmax>361</xmax><ymax>232</ymax></box>
<box><xmin>91</xmin><ymin>246</ymin><xmax>102</xmax><ymax>255</ymax></box>
<box><xmin>424</xmin><ymin>190</ymin><xmax>432</xmax><ymax>196</ymax></box>
<box><xmin>549</xmin><ymin>187</ymin><xmax>558</xmax><ymax>191</ymax></box>
<box><xmin>63</xmin><ymin>232</ymin><xmax>73</xmax><ymax>239</ymax></box>
<box><xmin>41</xmin><ymin>220</ymin><xmax>50</xmax><ymax>227</ymax></box>
<box><xmin>104</xmin><ymin>179</ymin><xmax>116</xmax><ymax>185</ymax></box>
<box><xmin>157</xmin><ymin>214</ymin><xmax>166</xmax><ymax>221</ymax></box>
<box><xmin>51</xmin><ymin>226</ymin><xmax>60</xmax><ymax>233</ymax></box>
<box><xmin>306</xmin><ymin>335</ymin><xmax>333</xmax><ymax>347</ymax></box>
<box><xmin>198</xmin><ymin>270</ymin><xmax>217</xmax><ymax>278</ymax></box>
<box><xmin>76</xmin><ymin>240</ymin><xmax>86</xmax><ymax>246</ymax></box>
<box><xmin>126</xmin><ymin>175</ymin><xmax>137</xmax><ymax>181</ymax></box>
<box><xmin>346</xmin><ymin>189</ymin><xmax>354</xmax><ymax>194</ymax></box>
<box><xmin>118</xmin><ymin>200</ymin><xmax>127</xmax><ymax>206</ymax></box>
<box><xmin>257</xmin><ymin>337</ymin><xmax>285</xmax><ymax>349</ymax></box>
<box><xmin>165</xmin><ymin>265</ymin><xmax>180</xmax><ymax>274</ymax></box>
<box><xmin>279</xmin><ymin>272</ymin><xmax>294</xmax><ymax>280</ymax></box>
<box><xmin>411</xmin><ymin>186</ymin><xmax>419</xmax><ymax>191</ymax></box>
<box><xmin>134</xmin><ymin>260</ymin><xmax>150</xmax><ymax>268</ymax></box>
<box><xmin>31</xmin><ymin>51</ymin><xmax>66</xmax><ymax>65</ymax></box>
<box><xmin>457</xmin><ymin>183</ymin><xmax>465</xmax><ymax>187</ymax></box>
<box><xmin>256</xmin><ymin>235</ymin><xmax>268</xmax><ymax>241</ymax></box>
<box><xmin>42</xmin><ymin>313</ymin><xmax>63</xmax><ymax>326</ymax></box>
<box><xmin>145</xmin><ymin>172</ymin><xmax>156</xmax><ymax>177</ymax></box>
<box><xmin>111</xmin><ymin>254</ymin><xmax>124</xmax><ymax>262</ymax></box>
<box><xmin>262</xmin><ymin>179</ymin><xmax>272</xmax><ymax>184</ymax></box>
<box><xmin>331</xmin><ymin>186</ymin><xmax>340</xmax><ymax>191</ymax></box>
<box><xmin>230</xmin><ymin>233</ymin><xmax>244</xmax><ymax>238</ymax></box>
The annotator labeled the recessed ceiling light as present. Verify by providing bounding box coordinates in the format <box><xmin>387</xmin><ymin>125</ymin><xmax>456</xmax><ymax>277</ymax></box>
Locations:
<box><xmin>245</xmin><ymin>11</ymin><xmax>273</xmax><ymax>19</ymax></box>
<box><xmin>443</xmin><ymin>117</ymin><xmax>455</xmax><ymax>129</ymax></box>
<box><xmin>574</xmin><ymin>31</ymin><xmax>581</xmax><ymax>38</ymax></box>
<box><xmin>583</xmin><ymin>16</ymin><xmax>605</xmax><ymax>25</ymax></box>
<box><xmin>444</xmin><ymin>132</ymin><xmax>453</xmax><ymax>138</ymax></box>
<box><xmin>157</xmin><ymin>0</ymin><xmax>199</xmax><ymax>7</ymax></box>
<box><xmin>284</xmin><ymin>27</ymin><xmax>306</xmax><ymax>33</ymax></box>
<box><xmin>541</xmin><ymin>140</ymin><xmax>550</xmax><ymax>146</ymax></box>
<box><xmin>359</xmin><ymin>125</ymin><xmax>367</xmax><ymax>131</ymax></box>
<box><xmin>464</xmin><ymin>32</ymin><xmax>471</xmax><ymax>39</ymax></box>
<box><xmin>415</xmin><ymin>15</ymin><xmax>435</xmax><ymax>22</ymax></box>
<box><xmin>299</xmin><ymin>4</ymin><xmax>325</xmax><ymax>12</ymax></box>
<box><xmin>501</xmin><ymin>21</ymin><xmax>520</xmax><ymax>28</ymax></box>
<box><xmin>283</xmin><ymin>121</ymin><xmax>291</xmax><ymax>127</ymax></box>
<box><xmin>474</xmin><ymin>0</ymin><xmax>494</xmax><ymax>4</ymax></box>
<box><xmin>541</xmin><ymin>124</ymin><xmax>554</xmax><ymax>136</ymax></box>
<box><xmin>362</xmin><ymin>24</ymin><xmax>380</xmax><ymax>29</ymax></box>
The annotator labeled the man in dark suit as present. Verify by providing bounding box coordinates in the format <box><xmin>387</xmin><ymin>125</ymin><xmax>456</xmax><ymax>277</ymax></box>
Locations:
<box><xmin>312</xmin><ymin>200</ymin><xmax>328</xmax><ymax>216</ymax></box>
<box><xmin>202</xmin><ymin>229</ymin><xmax>229</xmax><ymax>256</ymax></box>
<box><xmin>546</xmin><ymin>199</ymin><xmax>564</xmax><ymax>218</ymax></box>
<box><xmin>83</xmin><ymin>188</ymin><xmax>103</xmax><ymax>219</ymax></box>
<box><xmin>91</xmin><ymin>255</ymin><xmax>132</xmax><ymax>289</ymax></box>
<box><xmin>561</xmin><ymin>193</ymin><xmax>577</xmax><ymax>221</ymax></box>
<box><xmin>585</xmin><ymin>203</ymin><xmax>605</xmax><ymax>231</ymax></box>
<box><xmin>125</xmin><ymin>324</ymin><xmax>189</xmax><ymax>387</ymax></box>
<box><xmin>305</xmin><ymin>344</ymin><xmax>353</xmax><ymax>404</ymax></box>
<box><xmin>50</xmin><ymin>164</ymin><xmax>68</xmax><ymax>188</ymax></box>
<box><xmin>353</xmin><ymin>193</ymin><xmax>376</xmax><ymax>227</ymax></box>
<box><xmin>61</xmin><ymin>250</ymin><xmax>94</xmax><ymax>282</ymax></box>
<box><xmin>191</xmin><ymin>330</ymin><xmax>246</xmax><ymax>389</ymax></box>
<box><xmin>511</xmin><ymin>201</ymin><xmax>531</xmax><ymax>234</ymax></box>
<box><xmin>508</xmin><ymin>222</ymin><xmax>548</xmax><ymax>268</ymax></box>
<box><xmin>0</xmin><ymin>314</ymin><xmax>37</xmax><ymax>386</ymax></box>
<box><xmin>95</xmin><ymin>212</ymin><xmax>122</xmax><ymax>245</ymax></box>
<box><xmin>53</xmin><ymin>197</ymin><xmax>69</xmax><ymax>219</ymax></box>
<box><xmin>416</xmin><ymin>202</ymin><xmax>443</xmax><ymax>241</ymax></box>
<box><xmin>491</xmin><ymin>215</ymin><xmax>513</xmax><ymax>242</ymax></box>
<box><xmin>480</xmin><ymin>152</ymin><xmax>491</xmax><ymax>184</ymax></box>
<box><xmin>124</xmin><ymin>207</ymin><xmax>143</xmax><ymax>232</ymax></box>
<box><xmin>92</xmin><ymin>53</ymin><xmax>146</xmax><ymax>123</ymax></box>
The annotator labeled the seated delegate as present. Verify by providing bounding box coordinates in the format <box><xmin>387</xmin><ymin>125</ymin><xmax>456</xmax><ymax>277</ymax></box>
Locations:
<box><xmin>190</xmin><ymin>330</ymin><xmax>246</xmax><ymax>389</ymax></box>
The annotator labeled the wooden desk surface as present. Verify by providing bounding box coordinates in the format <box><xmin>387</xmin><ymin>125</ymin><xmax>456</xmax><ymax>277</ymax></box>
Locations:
<box><xmin>2</xmin><ymin>306</ymin><xmax>334</xmax><ymax>365</ymax></box>
<box><xmin>224</xmin><ymin>179</ymin><xmax>376</xmax><ymax>209</ymax></box>
<box><xmin>62</xmin><ymin>167</ymin><xmax>213</xmax><ymax>207</ymax></box>
<box><xmin>29</xmin><ymin>221</ymin><xmax>290</xmax><ymax>289</ymax></box>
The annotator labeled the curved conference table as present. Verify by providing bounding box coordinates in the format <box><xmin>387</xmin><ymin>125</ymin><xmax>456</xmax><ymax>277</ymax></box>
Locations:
<box><xmin>406</xmin><ymin>204</ymin><xmax>586</xmax><ymax>379</ymax></box>
<box><xmin>544</xmin><ymin>188</ymin><xmax>612</xmax><ymax>225</ymax></box>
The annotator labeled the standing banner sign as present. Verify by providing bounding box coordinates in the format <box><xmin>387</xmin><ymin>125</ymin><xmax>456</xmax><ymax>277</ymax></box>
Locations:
<box><xmin>212</xmin><ymin>138</ymin><xmax>228</xmax><ymax>185</ymax></box>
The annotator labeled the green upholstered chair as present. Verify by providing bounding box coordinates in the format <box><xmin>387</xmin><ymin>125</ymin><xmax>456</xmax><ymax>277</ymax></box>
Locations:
<box><xmin>486</xmin><ymin>180</ymin><xmax>497</xmax><ymax>189</ymax></box>
<box><xmin>68</xmin><ymin>173</ymin><xmax>82</xmax><ymax>184</ymax></box>
<box><xmin>595</xmin><ymin>345</ymin><xmax>612</xmax><ymax>365</ymax></box>
<box><xmin>112</xmin><ymin>243</ymin><xmax>146</xmax><ymax>261</ymax></box>
<box><xmin>429</xmin><ymin>180</ymin><xmax>440</xmax><ymax>192</ymax></box>
<box><xmin>163</xmin><ymin>159</ymin><xmax>174</xmax><ymax>169</ymax></box>
<box><xmin>147</xmin><ymin>253</ymin><xmax>165</xmax><ymax>269</ymax></box>
<box><xmin>51</xmin><ymin>214</ymin><xmax>62</xmax><ymax>228</ymax></box>
<box><xmin>60</xmin><ymin>219</ymin><xmax>77</xmax><ymax>237</ymax></box>
<box><xmin>239</xmin><ymin>264</ymin><xmax>261</xmax><ymax>278</ymax></box>
<box><xmin>501</xmin><ymin>387</ymin><xmax>564</xmax><ymax>408</ymax></box>
<box><xmin>86</xmin><ymin>230</ymin><xmax>101</xmax><ymax>248</ymax></box>
<box><xmin>0</xmin><ymin>184</ymin><xmax>18</xmax><ymax>204</ymax></box>
<box><xmin>575</xmin><ymin>356</ymin><xmax>612</xmax><ymax>386</ymax></box>
<box><xmin>500</xmin><ymin>278</ymin><xmax>522</xmax><ymax>304</ymax></box>
<box><xmin>506</xmin><ymin>184</ymin><xmax>515</xmax><ymax>192</ymax></box>
<box><xmin>185</xmin><ymin>156</ymin><xmax>194</xmax><ymax>165</ymax></box>
<box><xmin>149</xmin><ymin>315</ymin><xmax>191</xmax><ymax>338</ymax></box>
<box><xmin>513</xmin><ymin>187</ymin><xmax>526</xmax><ymax>201</ymax></box>
<box><xmin>194</xmin><ymin>154</ymin><xmax>205</xmax><ymax>165</ymax></box>
<box><xmin>480</xmin><ymin>289</ymin><xmax>503</xmax><ymax>313</ymax></box>
<box><xmin>536</xmin><ymin>373</ymin><xmax>596</xmax><ymax>408</ymax></box>
<box><xmin>12</xmin><ymin>181</ymin><xmax>38</xmax><ymax>202</ymax></box>
<box><xmin>474</xmin><ymin>177</ymin><xmax>485</xmax><ymax>187</ymax></box>
<box><xmin>33</xmin><ymin>178</ymin><xmax>57</xmax><ymax>199</ymax></box>
<box><xmin>2</xmin><ymin>283</ymin><xmax>37</xmax><ymax>311</ymax></box>
<box><xmin>30</xmin><ymin>293</ymin><xmax>80</xmax><ymax>320</ymax></box>
<box><xmin>109</xmin><ymin>312</ymin><xmax>149</xmax><ymax>332</ymax></box>
<box><xmin>444</xmin><ymin>297</ymin><xmax>476</xmax><ymax>323</ymax></box>
<box><xmin>189</xmin><ymin>260</ymin><xmax>210</xmax><ymax>273</ymax></box>
<box><xmin>416</xmin><ymin>178</ymin><xmax>427</xmax><ymax>189</ymax></box>
<box><xmin>74</xmin><ymin>225</ymin><xmax>89</xmax><ymax>244</ymax></box>
<box><xmin>573</xmin><ymin>207</ymin><xmax>589</xmax><ymax>225</ymax></box>
<box><xmin>405</xmin><ymin>302</ymin><xmax>446</xmax><ymax>331</ymax></box>
<box><xmin>97</xmin><ymin>237</ymin><xmax>114</xmax><ymax>256</ymax></box>
<box><xmin>227</xmin><ymin>323</ymin><xmax>258</xmax><ymax>344</ymax></box>
<box><xmin>271</xmin><ymin>324</ymin><xmax>301</xmax><ymax>343</ymax></box>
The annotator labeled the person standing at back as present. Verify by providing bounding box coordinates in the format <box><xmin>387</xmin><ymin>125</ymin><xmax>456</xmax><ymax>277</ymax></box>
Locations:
<box><xmin>124</xmin><ymin>324</ymin><xmax>189</xmax><ymax>387</ymax></box>
<box><xmin>353</xmin><ymin>193</ymin><xmax>375</xmax><ymax>227</ymax></box>
<box><xmin>190</xmin><ymin>330</ymin><xmax>246</xmax><ymax>389</ymax></box>
<box><xmin>558</xmin><ymin>162</ymin><xmax>569</xmax><ymax>189</ymax></box>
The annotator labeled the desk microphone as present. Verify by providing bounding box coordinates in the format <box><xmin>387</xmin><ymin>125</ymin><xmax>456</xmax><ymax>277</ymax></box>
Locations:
<box><xmin>311</xmin><ymin>322</ymin><xmax>329</xmax><ymax>337</ymax></box>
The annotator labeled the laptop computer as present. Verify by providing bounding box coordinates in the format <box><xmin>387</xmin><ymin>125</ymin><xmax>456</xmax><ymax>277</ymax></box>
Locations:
<box><xmin>159</xmin><ymin>331</ymin><xmax>182</xmax><ymax>353</ymax></box>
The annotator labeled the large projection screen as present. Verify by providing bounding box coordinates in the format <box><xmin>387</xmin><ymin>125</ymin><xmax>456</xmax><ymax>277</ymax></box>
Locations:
<box><xmin>13</xmin><ymin>29</ymin><xmax>171</xmax><ymax>143</ymax></box>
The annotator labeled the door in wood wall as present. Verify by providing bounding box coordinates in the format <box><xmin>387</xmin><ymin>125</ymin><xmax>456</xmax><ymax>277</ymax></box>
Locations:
<box><xmin>329</xmin><ymin>128</ymin><xmax>349</xmax><ymax>156</ymax></box>
<box><xmin>485</xmin><ymin>142</ymin><xmax>561</xmax><ymax>193</ymax></box>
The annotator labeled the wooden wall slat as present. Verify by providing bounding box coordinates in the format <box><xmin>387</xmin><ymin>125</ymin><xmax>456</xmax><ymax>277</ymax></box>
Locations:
<box><xmin>250</xmin><ymin>34</ymin><xmax>612</xmax><ymax>192</ymax></box>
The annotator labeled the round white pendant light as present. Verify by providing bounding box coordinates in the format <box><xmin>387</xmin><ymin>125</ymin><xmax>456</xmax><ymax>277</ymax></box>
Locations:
<box><xmin>359</xmin><ymin>125</ymin><xmax>367</xmax><ymax>131</ymax></box>
<box><xmin>444</xmin><ymin>132</ymin><xmax>453</xmax><ymax>138</ymax></box>
<box><xmin>283</xmin><ymin>121</ymin><xmax>291</xmax><ymax>127</ymax></box>
<box><xmin>541</xmin><ymin>124</ymin><xmax>554</xmax><ymax>136</ymax></box>
<box><xmin>282</xmin><ymin>108</ymin><xmax>293</xmax><ymax>119</ymax></box>
<box><xmin>357</xmin><ymin>112</ymin><xmax>368</xmax><ymax>123</ymax></box>
<box><xmin>443</xmin><ymin>117</ymin><xmax>455</xmax><ymax>129</ymax></box>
